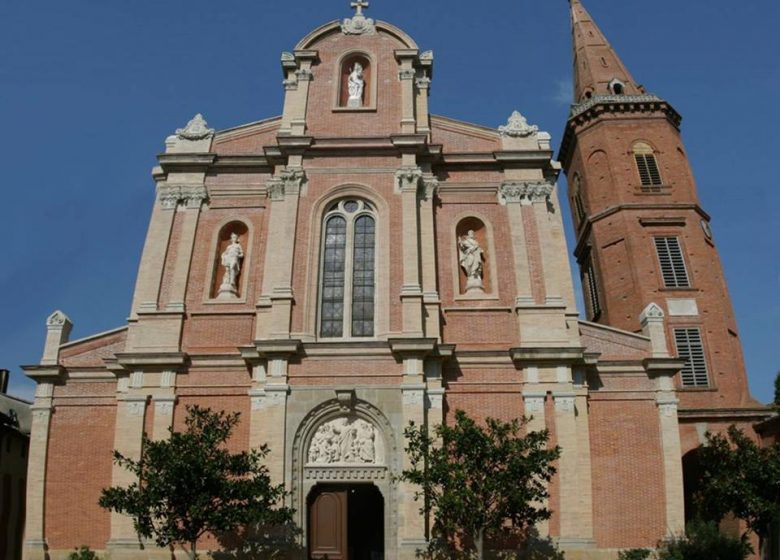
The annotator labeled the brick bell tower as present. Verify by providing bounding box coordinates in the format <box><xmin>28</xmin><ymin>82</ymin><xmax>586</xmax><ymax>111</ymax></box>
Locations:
<box><xmin>559</xmin><ymin>0</ymin><xmax>759</xmax><ymax>410</ymax></box>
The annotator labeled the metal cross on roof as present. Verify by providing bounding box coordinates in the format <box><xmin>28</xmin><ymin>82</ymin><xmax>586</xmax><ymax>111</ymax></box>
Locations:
<box><xmin>351</xmin><ymin>0</ymin><xmax>369</xmax><ymax>16</ymax></box>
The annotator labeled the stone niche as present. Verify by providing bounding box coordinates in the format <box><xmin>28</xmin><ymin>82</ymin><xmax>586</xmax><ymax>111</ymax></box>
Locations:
<box><xmin>306</xmin><ymin>416</ymin><xmax>384</xmax><ymax>466</ymax></box>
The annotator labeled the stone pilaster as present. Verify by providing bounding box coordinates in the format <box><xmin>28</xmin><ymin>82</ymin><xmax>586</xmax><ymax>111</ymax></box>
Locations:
<box><xmin>419</xmin><ymin>174</ymin><xmax>440</xmax><ymax>339</ymax></box>
<box><xmin>396</xmin><ymin>167</ymin><xmax>425</xmax><ymax>337</ymax></box>
<box><xmin>165</xmin><ymin>187</ymin><xmax>208</xmax><ymax>312</ymax></box>
<box><xmin>395</xmin><ymin>50</ymin><xmax>418</xmax><ymax>134</ymax></box>
<box><xmin>642</xmin><ymin>304</ymin><xmax>685</xmax><ymax>535</ymax></box>
<box><xmin>553</xmin><ymin>389</ymin><xmax>582</xmax><ymax>545</ymax></box>
<box><xmin>22</xmin><ymin>383</ymin><xmax>54</xmax><ymax>560</ymax></box>
<box><xmin>256</xmin><ymin>168</ymin><xmax>306</xmax><ymax>340</ymax></box>
<box><xmin>241</xmin><ymin>341</ymin><xmax>300</xmax><ymax>487</ymax></box>
<box><xmin>280</xmin><ymin>50</ymin><xmax>316</xmax><ymax>136</ymax></box>
<box><xmin>523</xmin><ymin>390</ymin><xmax>548</xmax><ymax>537</ymax></box>
<box><xmin>107</xmin><ymin>394</ymin><xmax>149</xmax><ymax>557</ymax></box>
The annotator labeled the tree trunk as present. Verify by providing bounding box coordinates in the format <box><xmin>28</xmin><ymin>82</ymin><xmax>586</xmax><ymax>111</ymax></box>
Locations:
<box><xmin>189</xmin><ymin>540</ymin><xmax>198</xmax><ymax>560</ymax></box>
<box><xmin>476</xmin><ymin>528</ymin><xmax>484</xmax><ymax>560</ymax></box>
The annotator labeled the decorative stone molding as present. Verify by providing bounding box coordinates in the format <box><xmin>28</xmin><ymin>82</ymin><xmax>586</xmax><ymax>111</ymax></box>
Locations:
<box><xmin>335</xmin><ymin>388</ymin><xmax>356</xmax><ymax>411</ymax></box>
<box><xmin>398</xmin><ymin>68</ymin><xmax>416</xmax><ymax>81</ymax></box>
<box><xmin>341</xmin><ymin>14</ymin><xmax>376</xmax><ymax>35</ymax></box>
<box><xmin>116</xmin><ymin>376</ymin><xmax>130</xmax><ymax>393</ymax></box>
<box><xmin>657</xmin><ymin>399</ymin><xmax>679</xmax><ymax>417</ymax></box>
<box><xmin>46</xmin><ymin>310</ymin><xmax>69</xmax><ymax>327</ymax></box>
<box><xmin>267</xmin><ymin>167</ymin><xmax>307</xmax><ymax>201</ymax></box>
<box><xmin>158</xmin><ymin>184</ymin><xmax>209</xmax><ymax>209</ymax></box>
<box><xmin>304</xmin><ymin>467</ymin><xmax>386</xmax><ymax>481</ymax></box>
<box><xmin>307</xmin><ymin>417</ymin><xmax>379</xmax><ymax>465</ymax></box>
<box><xmin>421</xmin><ymin>175</ymin><xmax>439</xmax><ymax>200</ymax></box>
<box><xmin>570</xmin><ymin>93</ymin><xmax>663</xmax><ymax>117</ymax></box>
<box><xmin>295</xmin><ymin>68</ymin><xmax>313</xmax><ymax>82</ymax></box>
<box><xmin>499</xmin><ymin>181</ymin><xmax>554</xmax><ymax>205</ymax></box>
<box><xmin>35</xmin><ymin>383</ymin><xmax>54</xmax><ymax>399</ymax></box>
<box><xmin>499</xmin><ymin>111</ymin><xmax>539</xmax><ymax>137</ymax></box>
<box><xmin>523</xmin><ymin>394</ymin><xmax>545</xmax><ymax>414</ymax></box>
<box><xmin>554</xmin><ymin>394</ymin><xmax>576</xmax><ymax>413</ymax></box>
<box><xmin>160</xmin><ymin>370</ymin><xmax>176</xmax><ymax>389</ymax></box>
<box><xmin>154</xmin><ymin>398</ymin><xmax>175</xmax><ymax>416</ymax></box>
<box><xmin>395</xmin><ymin>166</ymin><xmax>423</xmax><ymax>194</ymax></box>
<box><xmin>129</xmin><ymin>371</ymin><xmax>144</xmax><ymax>389</ymax></box>
<box><xmin>420</xmin><ymin>50</ymin><xmax>434</xmax><ymax>63</ymax></box>
<box><xmin>426</xmin><ymin>390</ymin><xmax>444</xmax><ymax>410</ymax></box>
<box><xmin>283</xmin><ymin>77</ymin><xmax>298</xmax><ymax>91</ymax></box>
<box><xmin>125</xmin><ymin>398</ymin><xmax>147</xmax><ymax>417</ymax></box>
<box><xmin>249</xmin><ymin>388</ymin><xmax>288</xmax><ymax>411</ymax></box>
<box><xmin>402</xmin><ymin>388</ymin><xmax>425</xmax><ymax>405</ymax></box>
<box><xmin>415</xmin><ymin>76</ymin><xmax>432</xmax><ymax>90</ymax></box>
<box><xmin>175</xmin><ymin>113</ymin><xmax>214</xmax><ymax>141</ymax></box>
<box><xmin>640</xmin><ymin>302</ymin><xmax>665</xmax><ymax>324</ymax></box>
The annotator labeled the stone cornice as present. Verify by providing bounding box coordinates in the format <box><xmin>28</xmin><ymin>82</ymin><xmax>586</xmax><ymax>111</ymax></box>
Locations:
<box><xmin>509</xmin><ymin>347</ymin><xmax>588</xmax><ymax>365</ymax></box>
<box><xmin>677</xmin><ymin>407</ymin><xmax>773</xmax><ymax>422</ymax></box>
<box><xmin>21</xmin><ymin>364</ymin><xmax>66</xmax><ymax>383</ymax></box>
<box><xmin>114</xmin><ymin>352</ymin><xmax>189</xmax><ymax>371</ymax></box>
<box><xmin>558</xmin><ymin>94</ymin><xmax>682</xmax><ymax>167</ymax></box>
<box><xmin>573</xmin><ymin>203</ymin><xmax>712</xmax><ymax>257</ymax></box>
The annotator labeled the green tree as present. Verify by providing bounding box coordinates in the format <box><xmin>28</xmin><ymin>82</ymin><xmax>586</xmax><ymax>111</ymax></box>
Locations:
<box><xmin>656</xmin><ymin>520</ymin><xmax>752</xmax><ymax>560</ymax></box>
<box><xmin>99</xmin><ymin>406</ymin><xmax>294</xmax><ymax>560</ymax></box>
<box><xmin>773</xmin><ymin>371</ymin><xmax>780</xmax><ymax>409</ymax></box>
<box><xmin>695</xmin><ymin>425</ymin><xmax>780</xmax><ymax>551</ymax></box>
<box><xmin>401</xmin><ymin>409</ymin><xmax>560</xmax><ymax>560</ymax></box>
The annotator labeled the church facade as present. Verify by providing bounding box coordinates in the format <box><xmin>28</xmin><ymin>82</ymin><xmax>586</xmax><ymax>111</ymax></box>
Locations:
<box><xmin>22</xmin><ymin>2</ymin><xmax>767</xmax><ymax>559</ymax></box>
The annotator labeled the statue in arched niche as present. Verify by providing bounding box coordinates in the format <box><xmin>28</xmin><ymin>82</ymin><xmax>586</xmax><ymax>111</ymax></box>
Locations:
<box><xmin>347</xmin><ymin>62</ymin><xmax>365</xmax><ymax>108</ymax></box>
<box><xmin>307</xmin><ymin>417</ymin><xmax>377</xmax><ymax>464</ymax></box>
<box><xmin>218</xmin><ymin>233</ymin><xmax>244</xmax><ymax>299</ymax></box>
<box><xmin>458</xmin><ymin>229</ymin><xmax>485</xmax><ymax>293</ymax></box>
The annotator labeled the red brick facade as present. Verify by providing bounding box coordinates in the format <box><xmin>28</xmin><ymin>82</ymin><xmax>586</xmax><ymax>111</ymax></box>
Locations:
<box><xmin>22</xmin><ymin>3</ymin><xmax>767</xmax><ymax>559</ymax></box>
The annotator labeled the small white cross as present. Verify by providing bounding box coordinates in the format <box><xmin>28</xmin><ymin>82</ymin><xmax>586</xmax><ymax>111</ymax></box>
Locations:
<box><xmin>351</xmin><ymin>0</ymin><xmax>369</xmax><ymax>16</ymax></box>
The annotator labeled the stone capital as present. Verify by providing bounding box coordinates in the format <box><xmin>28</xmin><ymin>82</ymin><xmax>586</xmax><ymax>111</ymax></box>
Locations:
<box><xmin>395</xmin><ymin>166</ymin><xmax>423</xmax><ymax>194</ymax></box>
<box><xmin>499</xmin><ymin>181</ymin><xmax>554</xmax><ymax>205</ymax></box>
<box><xmin>268</xmin><ymin>167</ymin><xmax>307</xmax><ymax>201</ymax></box>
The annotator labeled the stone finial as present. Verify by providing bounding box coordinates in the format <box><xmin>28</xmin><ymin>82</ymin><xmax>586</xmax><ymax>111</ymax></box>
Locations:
<box><xmin>498</xmin><ymin>111</ymin><xmax>539</xmax><ymax>138</ymax></box>
<box><xmin>175</xmin><ymin>113</ymin><xmax>215</xmax><ymax>141</ymax></box>
<box><xmin>342</xmin><ymin>0</ymin><xmax>375</xmax><ymax>35</ymax></box>
<box><xmin>640</xmin><ymin>303</ymin><xmax>669</xmax><ymax>358</ymax></box>
<box><xmin>165</xmin><ymin>113</ymin><xmax>215</xmax><ymax>154</ymax></box>
<box><xmin>41</xmin><ymin>310</ymin><xmax>73</xmax><ymax>366</ymax></box>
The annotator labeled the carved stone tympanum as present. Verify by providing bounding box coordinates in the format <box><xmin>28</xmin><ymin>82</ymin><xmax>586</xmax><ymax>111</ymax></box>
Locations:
<box><xmin>307</xmin><ymin>417</ymin><xmax>378</xmax><ymax>465</ymax></box>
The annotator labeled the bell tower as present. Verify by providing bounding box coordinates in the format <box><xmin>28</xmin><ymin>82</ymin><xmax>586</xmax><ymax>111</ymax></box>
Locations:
<box><xmin>559</xmin><ymin>0</ymin><xmax>755</xmax><ymax>408</ymax></box>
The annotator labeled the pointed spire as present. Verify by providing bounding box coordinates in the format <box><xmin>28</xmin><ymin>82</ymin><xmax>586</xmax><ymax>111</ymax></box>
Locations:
<box><xmin>569</xmin><ymin>0</ymin><xmax>642</xmax><ymax>103</ymax></box>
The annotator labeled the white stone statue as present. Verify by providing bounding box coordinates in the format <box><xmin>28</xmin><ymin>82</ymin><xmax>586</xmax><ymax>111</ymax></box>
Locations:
<box><xmin>347</xmin><ymin>62</ymin><xmax>365</xmax><ymax>108</ymax></box>
<box><xmin>307</xmin><ymin>417</ymin><xmax>377</xmax><ymax>465</ymax></box>
<box><xmin>458</xmin><ymin>230</ymin><xmax>485</xmax><ymax>293</ymax></box>
<box><xmin>218</xmin><ymin>233</ymin><xmax>244</xmax><ymax>299</ymax></box>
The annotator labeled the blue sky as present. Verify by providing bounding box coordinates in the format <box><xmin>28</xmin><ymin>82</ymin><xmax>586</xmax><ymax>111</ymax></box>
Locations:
<box><xmin>0</xmin><ymin>0</ymin><xmax>778</xmax><ymax>403</ymax></box>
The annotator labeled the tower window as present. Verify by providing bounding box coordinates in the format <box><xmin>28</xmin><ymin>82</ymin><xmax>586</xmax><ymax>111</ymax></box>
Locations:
<box><xmin>572</xmin><ymin>174</ymin><xmax>586</xmax><ymax>225</ymax></box>
<box><xmin>581</xmin><ymin>253</ymin><xmax>602</xmax><ymax>320</ymax></box>
<box><xmin>319</xmin><ymin>199</ymin><xmax>376</xmax><ymax>338</ymax></box>
<box><xmin>608</xmin><ymin>78</ymin><xmax>626</xmax><ymax>95</ymax></box>
<box><xmin>674</xmin><ymin>328</ymin><xmax>710</xmax><ymax>387</ymax></box>
<box><xmin>654</xmin><ymin>237</ymin><xmax>690</xmax><ymax>288</ymax></box>
<box><xmin>633</xmin><ymin>142</ymin><xmax>663</xmax><ymax>191</ymax></box>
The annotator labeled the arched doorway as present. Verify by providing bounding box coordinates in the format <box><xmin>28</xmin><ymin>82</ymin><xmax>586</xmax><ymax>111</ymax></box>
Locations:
<box><xmin>308</xmin><ymin>483</ymin><xmax>384</xmax><ymax>560</ymax></box>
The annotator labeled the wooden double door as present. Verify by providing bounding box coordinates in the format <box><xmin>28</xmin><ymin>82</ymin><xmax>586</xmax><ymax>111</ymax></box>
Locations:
<box><xmin>308</xmin><ymin>484</ymin><xmax>384</xmax><ymax>560</ymax></box>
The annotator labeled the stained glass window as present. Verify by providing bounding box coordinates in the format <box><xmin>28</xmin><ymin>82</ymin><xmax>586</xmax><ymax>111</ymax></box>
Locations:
<box><xmin>319</xmin><ymin>200</ymin><xmax>376</xmax><ymax>338</ymax></box>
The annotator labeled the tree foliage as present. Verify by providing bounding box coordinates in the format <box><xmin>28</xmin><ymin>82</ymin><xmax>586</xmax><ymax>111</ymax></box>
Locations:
<box><xmin>402</xmin><ymin>409</ymin><xmax>560</xmax><ymax>559</ymax></box>
<box><xmin>99</xmin><ymin>406</ymin><xmax>294</xmax><ymax>560</ymax></box>
<box><xmin>774</xmin><ymin>371</ymin><xmax>780</xmax><ymax>409</ymax></box>
<box><xmin>695</xmin><ymin>425</ymin><xmax>780</xmax><ymax>543</ymax></box>
<box><xmin>656</xmin><ymin>520</ymin><xmax>752</xmax><ymax>560</ymax></box>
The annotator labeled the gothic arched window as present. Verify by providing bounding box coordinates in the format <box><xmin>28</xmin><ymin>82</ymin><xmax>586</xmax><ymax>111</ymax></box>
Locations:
<box><xmin>319</xmin><ymin>199</ymin><xmax>376</xmax><ymax>338</ymax></box>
